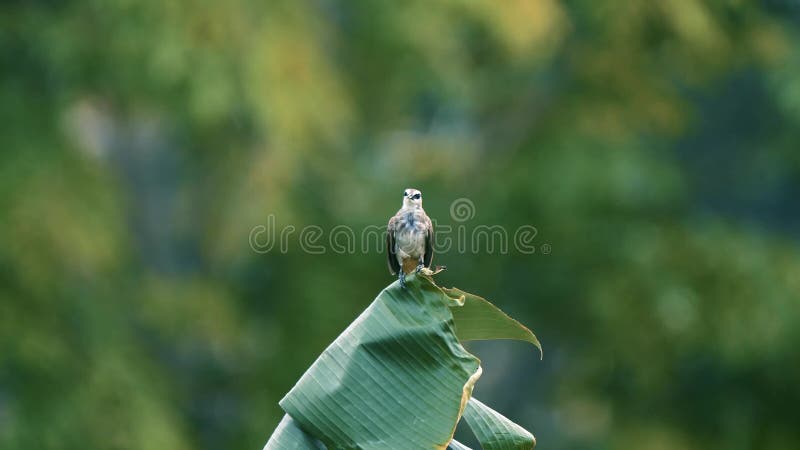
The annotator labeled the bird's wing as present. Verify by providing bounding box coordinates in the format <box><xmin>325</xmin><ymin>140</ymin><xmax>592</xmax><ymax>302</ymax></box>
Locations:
<box><xmin>386</xmin><ymin>214</ymin><xmax>400</xmax><ymax>275</ymax></box>
<box><xmin>424</xmin><ymin>214</ymin><xmax>434</xmax><ymax>268</ymax></box>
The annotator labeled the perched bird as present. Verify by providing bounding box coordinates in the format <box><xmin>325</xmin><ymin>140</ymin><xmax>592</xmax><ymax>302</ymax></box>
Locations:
<box><xmin>386</xmin><ymin>188</ymin><xmax>434</xmax><ymax>287</ymax></box>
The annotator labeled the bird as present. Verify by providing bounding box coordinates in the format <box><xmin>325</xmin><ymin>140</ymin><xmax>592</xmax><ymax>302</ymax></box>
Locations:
<box><xmin>386</xmin><ymin>188</ymin><xmax>434</xmax><ymax>287</ymax></box>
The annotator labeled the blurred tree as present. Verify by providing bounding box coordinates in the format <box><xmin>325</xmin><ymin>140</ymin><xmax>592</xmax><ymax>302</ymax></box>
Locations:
<box><xmin>1</xmin><ymin>1</ymin><xmax>799</xmax><ymax>449</ymax></box>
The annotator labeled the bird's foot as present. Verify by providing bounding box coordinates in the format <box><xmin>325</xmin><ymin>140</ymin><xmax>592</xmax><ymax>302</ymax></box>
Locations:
<box><xmin>398</xmin><ymin>271</ymin><xmax>406</xmax><ymax>288</ymax></box>
<box><xmin>415</xmin><ymin>264</ymin><xmax>424</xmax><ymax>274</ymax></box>
<box><xmin>419</xmin><ymin>266</ymin><xmax>437</xmax><ymax>276</ymax></box>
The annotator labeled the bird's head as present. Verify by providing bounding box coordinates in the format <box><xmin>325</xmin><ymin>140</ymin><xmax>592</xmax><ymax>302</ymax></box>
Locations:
<box><xmin>402</xmin><ymin>188</ymin><xmax>423</xmax><ymax>208</ymax></box>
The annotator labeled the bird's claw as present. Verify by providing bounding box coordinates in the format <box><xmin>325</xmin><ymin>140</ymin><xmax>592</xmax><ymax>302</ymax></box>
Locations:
<box><xmin>398</xmin><ymin>271</ymin><xmax>406</xmax><ymax>288</ymax></box>
<box><xmin>415</xmin><ymin>264</ymin><xmax>424</xmax><ymax>274</ymax></box>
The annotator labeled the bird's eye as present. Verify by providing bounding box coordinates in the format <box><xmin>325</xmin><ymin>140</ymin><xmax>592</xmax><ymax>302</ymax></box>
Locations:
<box><xmin>413</xmin><ymin>194</ymin><xmax>421</xmax><ymax>200</ymax></box>
<box><xmin>403</xmin><ymin>191</ymin><xmax>407</xmax><ymax>197</ymax></box>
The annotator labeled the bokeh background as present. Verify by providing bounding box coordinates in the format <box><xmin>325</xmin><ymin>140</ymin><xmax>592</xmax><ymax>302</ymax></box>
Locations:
<box><xmin>2</xmin><ymin>1</ymin><xmax>800</xmax><ymax>449</ymax></box>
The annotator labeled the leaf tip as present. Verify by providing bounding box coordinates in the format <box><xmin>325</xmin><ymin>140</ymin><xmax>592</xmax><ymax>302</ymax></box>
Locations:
<box><xmin>534</xmin><ymin>338</ymin><xmax>543</xmax><ymax>360</ymax></box>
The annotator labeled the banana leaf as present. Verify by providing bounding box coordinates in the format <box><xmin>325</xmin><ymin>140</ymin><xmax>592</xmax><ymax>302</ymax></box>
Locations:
<box><xmin>264</xmin><ymin>273</ymin><xmax>539</xmax><ymax>450</ymax></box>
<box><xmin>462</xmin><ymin>398</ymin><xmax>535</xmax><ymax>450</ymax></box>
<box><xmin>441</xmin><ymin>287</ymin><xmax>541</xmax><ymax>358</ymax></box>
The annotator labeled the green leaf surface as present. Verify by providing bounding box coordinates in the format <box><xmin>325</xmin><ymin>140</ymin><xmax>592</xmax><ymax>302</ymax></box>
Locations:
<box><xmin>263</xmin><ymin>415</ymin><xmax>325</xmax><ymax>450</ymax></box>
<box><xmin>443</xmin><ymin>287</ymin><xmax>542</xmax><ymax>358</ymax></box>
<box><xmin>462</xmin><ymin>398</ymin><xmax>536</xmax><ymax>450</ymax></box>
<box><xmin>278</xmin><ymin>274</ymin><xmax>481</xmax><ymax>449</ymax></box>
<box><xmin>268</xmin><ymin>274</ymin><xmax>538</xmax><ymax>449</ymax></box>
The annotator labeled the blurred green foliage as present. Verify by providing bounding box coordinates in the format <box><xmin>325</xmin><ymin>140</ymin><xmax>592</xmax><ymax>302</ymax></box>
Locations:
<box><xmin>1</xmin><ymin>1</ymin><xmax>800</xmax><ymax>449</ymax></box>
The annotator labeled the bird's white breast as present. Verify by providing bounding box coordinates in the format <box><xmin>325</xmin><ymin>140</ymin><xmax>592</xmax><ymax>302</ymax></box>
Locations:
<box><xmin>394</xmin><ymin>208</ymin><xmax>427</xmax><ymax>259</ymax></box>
